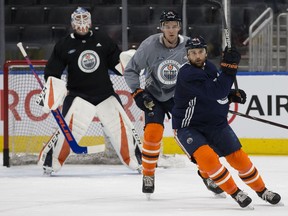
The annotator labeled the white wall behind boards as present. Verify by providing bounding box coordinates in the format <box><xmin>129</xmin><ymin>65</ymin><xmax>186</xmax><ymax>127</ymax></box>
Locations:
<box><xmin>1</xmin><ymin>73</ymin><xmax>288</xmax><ymax>139</ymax></box>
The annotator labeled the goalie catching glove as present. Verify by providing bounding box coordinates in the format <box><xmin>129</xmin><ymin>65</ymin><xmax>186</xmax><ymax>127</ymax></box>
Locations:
<box><xmin>131</xmin><ymin>88</ymin><xmax>155</xmax><ymax>112</ymax></box>
<box><xmin>228</xmin><ymin>89</ymin><xmax>247</xmax><ymax>104</ymax></box>
<box><xmin>36</xmin><ymin>76</ymin><xmax>67</xmax><ymax>113</ymax></box>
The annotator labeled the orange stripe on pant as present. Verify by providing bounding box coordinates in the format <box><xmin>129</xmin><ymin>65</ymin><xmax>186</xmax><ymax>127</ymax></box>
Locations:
<box><xmin>193</xmin><ymin>145</ymin><xmax>238</xmax><ymax>195</ymax></box>
<box><xmin>142</xmin><ymin>123</ymin><xmax>163</xmax><ymax>176</ymax></box>
<box><xmin>225</xmin><ymin>149</ymin><xmax>265</xmax><ymax>192</ymax></box>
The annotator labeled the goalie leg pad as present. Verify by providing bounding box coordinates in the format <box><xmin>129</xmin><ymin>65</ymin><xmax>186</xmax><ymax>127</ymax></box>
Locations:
<box><xmin>38</xmin><ymin>129</ymin><xmax>67</xmax><ymax>173</ymax></box>
<box><xmin>95</xmin><ymin>95</ymin><xmax>142</xmax><ymax>171</ymax></box>
<box><xmin>38</xmin><ymin>97</ymin><xmax>97</xmax><ymax>172</ymax></box>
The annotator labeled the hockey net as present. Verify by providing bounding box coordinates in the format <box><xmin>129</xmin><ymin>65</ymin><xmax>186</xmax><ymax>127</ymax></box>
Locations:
<box><xmin>3</xmin><ymin>60</ymin><xmax>145</xmax><ymax>166</ymax></box>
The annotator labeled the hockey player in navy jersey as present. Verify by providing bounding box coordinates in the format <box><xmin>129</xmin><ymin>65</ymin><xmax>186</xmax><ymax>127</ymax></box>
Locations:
<box><xmin>37</xmin><ymin>7</ymin><xmax>142</xmax><ymax>175</ymax></box>
<box><xmin>124</xmin><ymin>10</ymin><xmax>223</xmax><ymax>198</ymax></box>
<box><xmin>172</xmin><ymin>36</ymin><xmax>281</xmax><ymax>208</ymax></box>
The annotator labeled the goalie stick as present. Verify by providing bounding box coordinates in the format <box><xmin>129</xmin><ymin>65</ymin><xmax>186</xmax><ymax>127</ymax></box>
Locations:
<box><xmin>17</xmin><ymin>42</ymin><xmax>103</xmax><ymax>154</ymax></box>
<box><xmin>208</xmin><ymin>0</ymin><xmax>239</xmax><ymax>90</ymax></box>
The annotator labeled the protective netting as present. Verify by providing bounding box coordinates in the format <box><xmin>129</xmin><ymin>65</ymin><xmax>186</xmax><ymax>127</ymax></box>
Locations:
<box><xmin>5</xmin><ymin>62</ymin><xmax>144</xmax><ymax>165</ymax></box>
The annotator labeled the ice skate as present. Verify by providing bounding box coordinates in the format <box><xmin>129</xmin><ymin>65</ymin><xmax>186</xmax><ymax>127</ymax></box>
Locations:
<box><xmin>42</xmin><ymin>148</ymin><xmax>53</xmax><ymax>176</ymax></box>
<box><xmin>198</xmin><ymin>171</ymin><xmax>226</xmax><ymax>198</ymax></box>
<box><xmin>43</xmin><ymin>166</ymin><xmax>54</xmax><ymax>176</ymax></box>
<box><xmin>136</xmin><ymin>165</ymin><xmax>142</xmax><ymax>174</ymax></box>
<box><xmin>142</xmin><ymin>175</ymin><xmax>154</xmax><ymax>200</ymax></box>
<box><xmin>231</xmin><ymin>189</ymin><xmax>253</xmax><ymax>209</ymax></box>
<box><xmin>257</xmin><ymin>188</ymin><xmax>283</xmax><ymax>205</ymax></box>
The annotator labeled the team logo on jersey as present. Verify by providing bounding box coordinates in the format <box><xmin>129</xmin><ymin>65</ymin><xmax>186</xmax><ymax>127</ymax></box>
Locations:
<box><xmin>78</xmin><ymin>50</ymin><xmax>100</xmax><ymax>73</ymax></box>
<box><xmin>157</xmin><ymin>60</ymin><xmax>180</xmax><ymax>85</ymax></box>
<box><xmin>217</xmin><ymin>97</ymin><xmax>229</xmax><ymax>104</ymax></box>
<box><xmin>187</xmin><ymin>137</ymin><xmax>193</xmax><ymax>144</ymax></box>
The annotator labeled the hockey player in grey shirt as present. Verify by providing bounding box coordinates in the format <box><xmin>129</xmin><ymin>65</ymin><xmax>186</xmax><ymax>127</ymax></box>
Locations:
<box><xmin>124</xmin><ymin>10</ymin><xmax>223</xmax><ymax>198</ymax></box>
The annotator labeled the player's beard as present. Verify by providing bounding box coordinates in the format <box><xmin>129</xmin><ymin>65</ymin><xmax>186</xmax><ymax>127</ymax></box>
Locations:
<box><xmin>191</xmin><ymin>58</ymin><xmax>205</xmax><ymax>68</ymax></box>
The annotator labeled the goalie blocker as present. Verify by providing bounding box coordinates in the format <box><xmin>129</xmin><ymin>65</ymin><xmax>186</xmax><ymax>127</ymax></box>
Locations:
<box><xmin>36</xmin><ymin>76</ymin><xmax>67</xmax><ymax>113</ymax></box>
<box><xmin>38</xmin><ymin>95</ymin><xmax>142</xmax><ymax>173</ymax></box>
<box><xmin>115</xmin><ymin>49</ymin><xmax>136</xmax><ymax>74</ymax></box>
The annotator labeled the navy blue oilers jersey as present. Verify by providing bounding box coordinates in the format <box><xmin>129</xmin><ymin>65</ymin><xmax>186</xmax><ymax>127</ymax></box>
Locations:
<box><xmin>44</xmin><ymin>30</ymin><xmax>121</xmax><ymax>97</ymax></box>
<box><xmin>172</xmin><ymin>60</ymin><xmax>235</xmax><ymax>129</ymax></box>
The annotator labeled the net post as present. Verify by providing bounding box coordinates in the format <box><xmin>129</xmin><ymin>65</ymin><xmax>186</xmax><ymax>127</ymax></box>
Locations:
<box><xmin>3</xmin><ymin>148</ymin><xmax>9</xmax><ymax>167</ymax></box>
<box><xmin>3</xmin><ymin>60</ymin><xmax>47</xmax><ymax>167</ymax></box>
<box><xmin>3</xmin><ymin>61</ymin><xmax>10</xmax><ymax>167</ymax></box>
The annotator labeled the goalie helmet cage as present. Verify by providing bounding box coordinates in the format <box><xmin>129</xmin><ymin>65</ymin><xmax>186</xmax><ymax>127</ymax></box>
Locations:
<box><xmin>3</xmin><ymin>60</ymin><xmax>144</xmax><ymax>167</ymax></box>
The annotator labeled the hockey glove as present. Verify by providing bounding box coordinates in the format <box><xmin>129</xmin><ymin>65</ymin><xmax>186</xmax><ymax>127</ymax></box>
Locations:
<box><xmin>228</xmin><ymin>89</ymin><xmax>247</xmax><ymax>104</ymax></box>
<box><xmin>131</xmin><ymin>88</ymin><xmax>155</xmax><ymax>112</ymax></box>
<box><xmin>220</xmin><ymin>46</ymin><xmax>241</xmax><ymax>76</ymax></box>
<box><xmin>36</xmin><ymin>76</ymin><xmax>67</xmax><ymax>113</ymax></box>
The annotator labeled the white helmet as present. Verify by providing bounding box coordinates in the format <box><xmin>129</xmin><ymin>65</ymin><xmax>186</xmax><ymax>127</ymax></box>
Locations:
<box><xmin>71</xmin><ymin>7</ymin><xmax>91</xmax><ymax>35</ymax></box>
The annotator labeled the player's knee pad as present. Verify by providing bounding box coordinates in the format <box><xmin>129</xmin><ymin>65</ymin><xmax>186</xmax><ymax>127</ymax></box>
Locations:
<box><xmin>225</xmin><ymin>148</ymin><xmax>252</xmax><ymax>172</ymax></box>
<box><xmin>142</xmin><ymin>123</ymin><xmax>163</xmax><ymax>158</ymax></box>
<box><xmin>144</xmin><ymin>123</ymin><xmax>164</xmax><ymax>143</ymax></box>
<box><xmin>193</xmin><ymin>145</ymin><xmax>221</xmax><ymax>173</ymax></box>
<box><xmin>95</xmin><ymin>96</ymin><xmax>142</xmax><ymax>171</ymax></box>
<box><xmin>142</xmin><ymin>123</ymin><xmax>163</xmax><ymax>157</ymax></box>
<box><xmin>38</xmin><ymin>97</ymin><xmax>97</xmax><ymax>172</ymax></box>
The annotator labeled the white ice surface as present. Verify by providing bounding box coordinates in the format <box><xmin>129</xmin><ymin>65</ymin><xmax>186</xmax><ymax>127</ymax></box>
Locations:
<box><xmin>0</xmin><ymin>155</ymin><xmax>287</xmax><ymax>216</ymax></box>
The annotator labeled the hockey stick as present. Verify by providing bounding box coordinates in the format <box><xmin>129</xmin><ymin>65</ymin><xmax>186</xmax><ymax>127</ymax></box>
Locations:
<box><xmin>208</xmin><ymin>0</ymin><xmax>239</xmax><ymax>90</ymax></box>
<box><xmin>17</xmin><ymin>42</ymin><xmax>103</xmax><ymax>154</ymax></box>
<box><xmin>229</xmin><ymin>110</ymin><xmax>288</xmax><ymax>130</ymax></box>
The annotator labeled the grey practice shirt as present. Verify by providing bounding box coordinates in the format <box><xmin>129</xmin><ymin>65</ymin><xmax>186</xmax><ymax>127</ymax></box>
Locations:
<box><xmin>124</xmin><ymin>33</ymin><xmax>189</xmax><ymax>102</ymax></box>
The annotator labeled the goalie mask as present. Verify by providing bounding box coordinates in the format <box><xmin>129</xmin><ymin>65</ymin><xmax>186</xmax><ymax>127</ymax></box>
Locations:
<box><xmin>71</xmin><ymin>7</ymin><xmax>91</xmax><ymax>35</ymax></box>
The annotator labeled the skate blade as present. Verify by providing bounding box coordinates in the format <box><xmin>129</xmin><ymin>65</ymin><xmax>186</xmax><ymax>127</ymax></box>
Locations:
<box><xmin>136</xmin><ymin>167</ymin><xmax>142</xmax><ymax>174</ymax></box>
<box><xmin>145</xmin><ymin>193</ymin><xmax>152</xmax><ymax>200</ymax></box>
<box><xmin>273</xmin><ymin>201</ymin><xmax>284</xmax><ymax>206</ymax></box>
<box><xmin>43</xmin><ymin>167</ymin><xmax>53</xmax><ymax>176</ymax></box>
<box><xmin>43</xmin><ymin>171</ymin><xmax>53</xmax><ymax>177</ymax></box>
<box><xmin>214</xmin><ymin>192</ymin><xmax>226</xmax><ymax>198</ymax></box>
<box><xmin>243</xmin><ymin>204</ymin><xmax>254</xmax><ymax>210</ymax></box>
